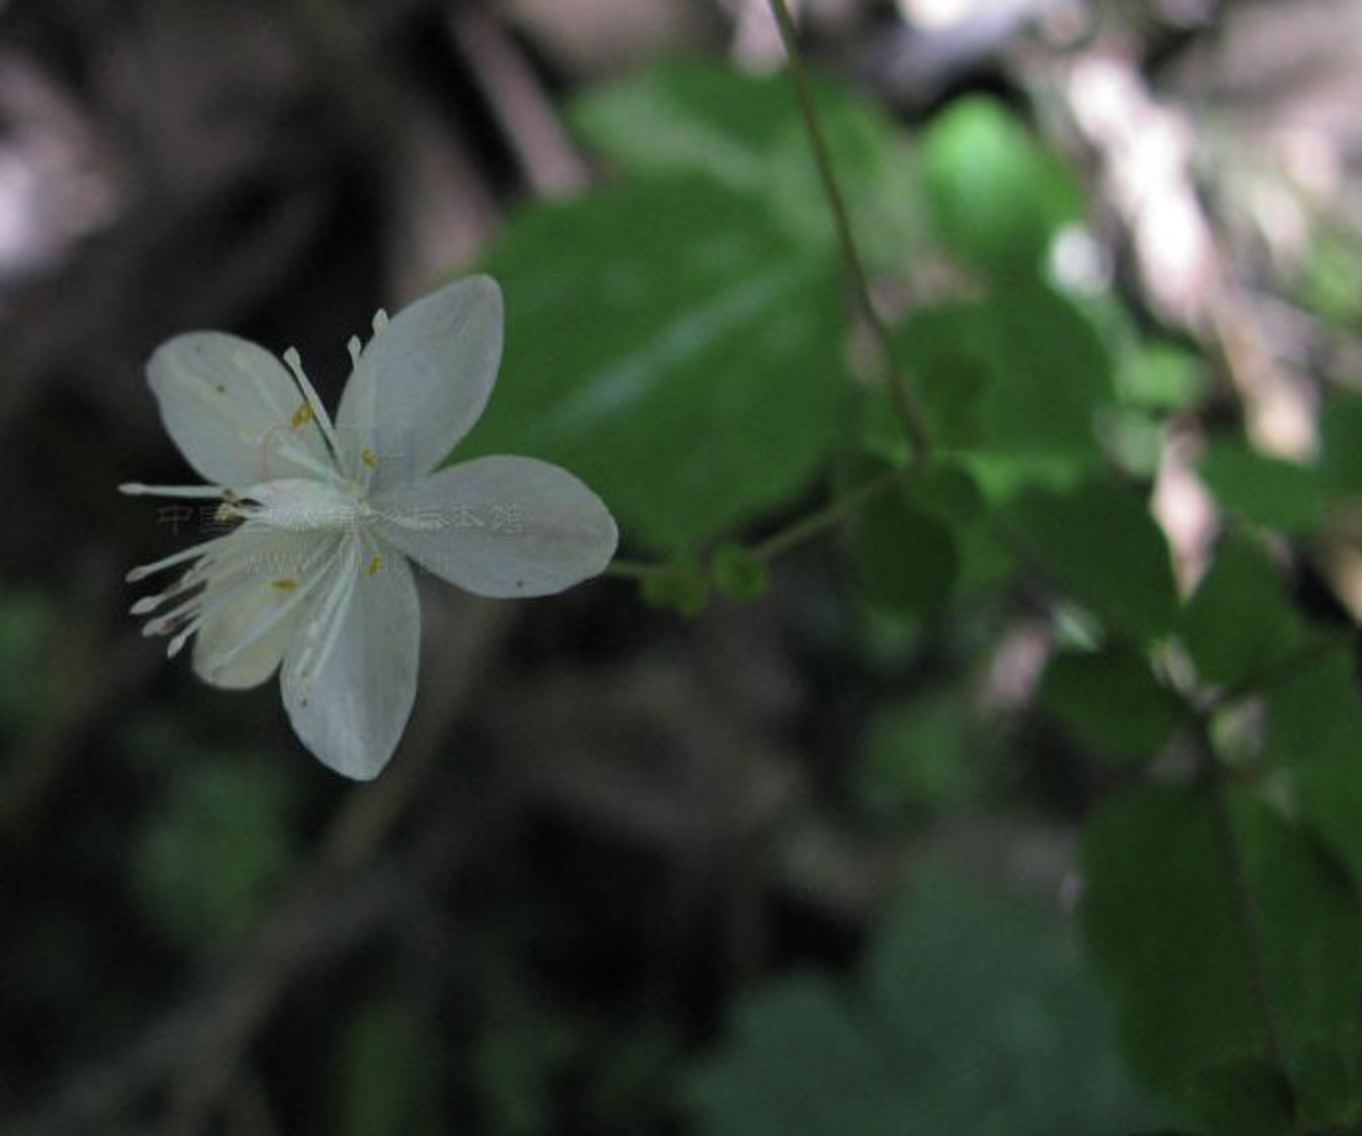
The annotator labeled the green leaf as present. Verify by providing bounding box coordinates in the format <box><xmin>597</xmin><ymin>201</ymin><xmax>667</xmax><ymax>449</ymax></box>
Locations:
<box><xmin>1116</xmin><ymin>342</ymin><xmax>1210</xmax><ymax>413</ymax></box>
<box><xmin>892</xmin><ymin>306</ymin><xmax>989</xmax><ymax>450</ymax></box>
<box><xmin>1300</xmin><ymin>227</ymin><xmax>1362</xmax><ymax>332</ymax></box>
<box><xmin>1186</xmin><ymin>1058</ymin><xmax>1296</xmax><ymax>1136</ymax></box>
<box><xmin>338</xmin><ymin>1001</ymin><xmax>442</xmax><ymax>1136</ymax></box>
<box><xmin>849</xmin><ymin>487</ymin><xmax>957</xmax><ymax>619</ymax></box>
<box><xmin>921</xmin><ymin>96</ymin><xmax>1081</xmax><ymax>273</ymax></box>
<box><xmin>999</xmin><ymin>476</ymin><xmax>1178</xmax><ymax>643</ymax></box>
<box><xmin>1294</xmin><ymin>1032</ymin><xmax>1362</xmax><ymax>1131</ymax></box>
<box><xmin>475</xmin><ymin>1002</ymin><xmax>586</xmax><ymax>1136</ymax></box>
<box><xmin>1321</xmin><ymin>394</ymin><xmax>1362</xmax><ymax>500</ymax></box>
<box><xmin>569</xmin><ymin>56</ymin><xmax>919</xmax><ymax>262</ymax></box>
<box><xmin>1080</xmin><ymin>784</ymin><xmax>1362</xmax><ymax>1102</ymax></box>
<box><xmin>0</xmin><ymin>587</ymin><xmax>62</xmax><ymax>744</ymax></box>
<box><xmin>459</xmin><ymin>176</ymin><xmax>844</xmax><ymax>552</ymax></box>
<box><xmin>687</xmin><ymin>975</ymin><xmax>905</xmax><ymax>1136</ymax></box>
<box><xmin>1199</xmin><ymin>441</ymin><xmax>1324</xmax><ymax>534</ymax></box>
<box><xmin>134</xmin><ymin>757</ymin><xmax>296</xmax><ymax>949</ymax></box>
<box><xmin>1264</xmin><ymin>645</ymin><xmax>1362</xmax><ymax>887</ymax></box>
<box><xmin>856</xmin><ymin>689</ymin><xmax>984</xmax><ymax>816</ymax></box>
<box><xmin>893</xmin><ymin>284</ymin><xmax>1114</xmax><ymax>491</ymax></box>
<box><xmin>688</xmin><ymin>869</ymin><xmax>1163</xmax><ymax>1136</ymax></box>
<box><xmin>1182</xmin><ymin>536</ymin><xmax>1304</xmax><ymax>687</ymax></box>
<box><xmin>1040</xmin><ymin>645</ymin><xmax>1183</xmax><ymax>762</ymax></box>
<box><xmin>1101</xmin><ymin>406</ymin><xmax>1165</xmax><ymax>480</ymax></box>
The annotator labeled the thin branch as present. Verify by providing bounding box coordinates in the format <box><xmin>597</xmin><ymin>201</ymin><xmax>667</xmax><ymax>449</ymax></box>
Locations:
<box><xmin>765</xmin><ymin>0</ymin><xmax>932</xmax><ymax>460</ymax></box>
<box><xmin>606</xmin><ymin>466</ymin><xmax>908</xmax><ymax>588</ymax></box>
<box><xmin>751</xmin><ymin>467</ymin><xmax>902</xmax><ymax>561</ymax></box>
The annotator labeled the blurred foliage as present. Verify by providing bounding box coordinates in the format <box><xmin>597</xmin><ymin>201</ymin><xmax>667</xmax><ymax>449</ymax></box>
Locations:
<box><xmin>0</xmin><ymin>588</ymin><xmax>63</xmax><ymax>746</ymax></box>
<box><xmin>568</xmin><ymin>56</ymin><xmax>920</xmax><ymax>264</ymax></box>
<box><xmin>1081</xmin><ymin>785</ymin><xmax>1362</xmax><ymax>1118</ymax></box>
<box><xmin>921</xmin><ymin>96</ymin><xmax>1081</xmax><ymax>276</ymax></box>
<box><xmin>337</xmin><ymin>1001</ymin><xmax>444</xmax><ymax>1136</ymax></box>
<box><xmin>1039</xmin><ymin>644</ymin><xmax>1183</xmax><ymax>764</ymax></box>
<box><xmin>1000</xmin><ymin>476</ymin><xmax>1179</xmax><ymax>644</ymax></box>
<box><xmin>128</xmin><ymin>717</ymin><xmax>298</xmax><ymax>950</ymax></box>
<box><xmin>688</xmin><ymin>869</ymin><xmax>1164</xmax><ymax>1135</ymax></box>
<box><xmin>854</xmin><ymin>687</ymin><xmax>989</xmax><ymax>818</ymax></box>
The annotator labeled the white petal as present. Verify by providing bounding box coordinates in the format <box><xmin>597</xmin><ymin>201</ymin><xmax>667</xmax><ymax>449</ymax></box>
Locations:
<box><xmin>191</xmin><ymin>530</ymin><xmax>337</xmax><ymax>689</ymax></box>
<box><xmin>334</xmin><ymin>276</ymin><xmax>503</xmax><ymax>492</ymax></box>
<box><xmin>280</xmin><ymin>533</ymin><xmax>420</xmax><ymax>780</ymax></box>
<box><xmin>148</xmin><ymin>332</ymin><xmax>336</xmax><ymax>488</ymax></box>
<box><xmin>192</xmin><ymin>589</ymin><xmax>305</xmax><ymax>689</ymax></box>
<box><xmin>371</xmin><ymin>456</ymin><xmax>618</xmax><ymax>599</ymax></box>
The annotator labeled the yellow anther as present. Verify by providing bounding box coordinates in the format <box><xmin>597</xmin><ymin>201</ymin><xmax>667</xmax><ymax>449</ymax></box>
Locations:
<box><xmin>360</xmin><ymin>448</ymin><xmax>378</xmax><ymax>470</ymax></box>
<box><xmin>365</xmin><ymin>555</ymin><xmax>384</xmax><ymax>577</ymax></box>
<box><xmin>271</xmin><ymin>578</ymin><xmax>297</xmax><ymax>592</ymax></box>
<box><xmin>290</xmin><ymin>402</ymin><xmax>313</xmax><ymax>429</ymax></box>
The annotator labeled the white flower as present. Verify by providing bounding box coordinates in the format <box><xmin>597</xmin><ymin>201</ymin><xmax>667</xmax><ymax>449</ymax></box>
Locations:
<box><xmin>122</xmin><ymin>276</ymin><xmax>617</xmax><ymax>780</ymax></box>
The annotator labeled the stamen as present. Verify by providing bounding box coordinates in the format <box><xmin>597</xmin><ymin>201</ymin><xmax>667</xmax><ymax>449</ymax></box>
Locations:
<box><xmin>282</xmin><ymin>347</ymin><xmax>340</xmax><ymax>457</ymax></box>
<box><xmin>372</xmin><ymin>309</ymin><xmax>389</xmax><ymax>336</ymax></box>
<box><xmin>120</xmin><ymin>483</ymin><xmax>229</xmax><ymax>500</ymax></box>
<box><xmin>202</xmin><ymin>540</ymin><xmax>344</xmax><ymax>674</ymax></box>
<box><xmin>290</xmin><ymin>402</ymin><xmax>314</xmax><ymax>429</ymax></box>
<box><xmin>142</xmin><ymin>568</ymin><xmax>255</xmax><ymax>637</ymax></box>
<box><xmin>365</xmin><ymin>554</ymin><xmax>383</xmax><ymax>577</ymax></box>
<box><xmin>126</xmin><ymin>532</ymin><xmax>236</xmax><ymax>582</ymax></box>
<box><xmin>131</xmin><ymin>593</ymin><xmax>177</xmax><ymax>616</ymax></box>
<box><xmin>167</xmin><ymin>624</ymin><xmax>197</xmax><ymax>659</ymax></box>
<box><xmin>272</xmin><ymin>578</ymin><xmax>297</xmax><ymax>591</ymax></box>
<box><xmin>347</xmin><ymin>335</ymin><xmax>363</xmax><ymax>367</ymax></box>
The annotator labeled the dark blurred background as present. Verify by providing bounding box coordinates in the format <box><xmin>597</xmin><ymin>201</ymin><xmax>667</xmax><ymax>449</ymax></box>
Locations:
<box><xmin>2</xmin><ymin>1</ymin><xmax>1360</xmax><ymax>1134</ymax></box>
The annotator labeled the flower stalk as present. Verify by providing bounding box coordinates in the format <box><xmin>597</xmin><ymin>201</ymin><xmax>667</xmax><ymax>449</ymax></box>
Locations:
<box><xmin>765</xmin><ymin>0</ymin><xmax>932</xmax><ymax>461</ymax></box>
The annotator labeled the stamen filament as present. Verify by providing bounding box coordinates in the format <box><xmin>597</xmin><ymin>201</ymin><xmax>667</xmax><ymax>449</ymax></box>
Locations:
<box><xmin>208</xmin><ymin>539</ymin><xmax>344</xmax><ymax>671</ymax></box>
<box><xmin>126</xmin><ymin>532</ymin><xmax>237</xmax><ymax>582</ymax></box>
<box><xmin>282</xmin><ymin>347</ymin><xmax>341</xmax><ymax>459</ymax></box>
<box><xmin>119</xmin><ymin>483</ymin><xmax>229</xmax><ymax>499</ymax></box>
<box><xmin>269</xmin><ymin>434</ymin><xmax>338</xmax><ymax>482</ymax></box>
<box><xmin>293</xmin><ymin>538</ymin><xmax>360</xmax><ymax>683</ymax></box>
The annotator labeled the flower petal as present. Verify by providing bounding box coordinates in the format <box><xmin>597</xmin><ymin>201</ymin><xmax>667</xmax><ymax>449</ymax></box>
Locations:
<box><xmin>191</xmin><ymin>530</ymin><xmax>340</xmax><ymax>690</ymax></box>
<box><xmin>193</xmin><ymin>589</ymin><xmax>306</xmax><ymax>690</ymax></box>
<box><xmin>335</xmin><ymin>276</ymin><xmax>503</xmax><ymax>491</ymax></box>
<box><xmin>148</xmin><ymin>332</ymin><xmax>336</xmax><ymax>488</ymax></box>
<box><xmin>371</xmin><ymin>456</ymin><xmax>618</xmax><ymax>598</ymax></box>
<box><xmin>280</xmin><ymin>533</ymin><xmax>420</xmax><ymax>780</ymax></box>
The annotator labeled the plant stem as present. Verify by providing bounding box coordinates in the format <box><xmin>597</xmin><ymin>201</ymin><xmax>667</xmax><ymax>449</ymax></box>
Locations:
<box><xmin>751</xmin><ymin>467</ymin><xmax>901</xmax><ymax>561</ymax></box>
<box><xmin>765</xmin><ymin>0</ymin><xmax>931</xmax><ymax>461</ymax></box>
<box><xmin>604</xmin><ymin>558</ymin><xmax>679</xmax><ymax>581</ymax></box>
<box><xmin>604</xmin><ymin>467</ymin><xmax>907</xmax><ymax>584</ymax></box>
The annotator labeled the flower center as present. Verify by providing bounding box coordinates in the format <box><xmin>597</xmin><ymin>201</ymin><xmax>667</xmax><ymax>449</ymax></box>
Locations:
<box><xmin>247</xmin><ymin>478</ymin><xmax>366</xmax><ymax>532</ymax></box>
